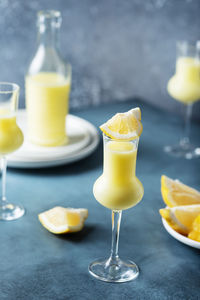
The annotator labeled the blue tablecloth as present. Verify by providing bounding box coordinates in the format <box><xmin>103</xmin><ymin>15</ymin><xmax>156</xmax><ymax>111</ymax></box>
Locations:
<box><xmin>0</xmin><ymin>100</ymin><xmax>200</xmax><ymax>300</ymax></box>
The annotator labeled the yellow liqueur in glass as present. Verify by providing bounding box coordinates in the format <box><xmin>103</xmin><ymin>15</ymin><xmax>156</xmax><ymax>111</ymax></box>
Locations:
<box><xmin>168</xmin><ymin>56</ymin><xmax>200</xmax><ymax>104</ymax></box>
<box><xmin>89</xmin><ymin>108</ymin><xmax>144</xmax><ymax>283</ymax></box>
<box><xmin>0</xmin><ymin>83</ymin><xmax>24</xmax><ymax>220</ymax></box>
<box><xmin>94</xmin><ymin>138</ymin><xmax>143</xmax><ymax>211</ymax></box>
<box><xmin>0</xmin><ymin>110</ymin><xmax>23</xmax><ymax>155</ymax></box>
<box><xmin>165</xmin><ymin>41</ymin><xmax>200</xmax><ymax>159</ymax></box>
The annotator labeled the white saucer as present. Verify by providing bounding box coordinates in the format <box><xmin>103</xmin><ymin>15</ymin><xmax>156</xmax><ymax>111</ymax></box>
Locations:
<box><xmin>7</xmin><ymin>109</ymin><xmax>99</xmax><ymax>168</ymax></box>
<box><xmin>162</xmin><ymin>218</ymin><xmax>200</xmax><ymax>249</ymax></box>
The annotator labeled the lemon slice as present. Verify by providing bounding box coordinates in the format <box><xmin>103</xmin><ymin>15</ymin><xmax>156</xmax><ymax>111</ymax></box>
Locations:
<box><xmin>38</xmin><ymin>207</ymin><xmax>88</xmax><ymax>234</ymax></box>
<box><xmin>188</xmin><ymin>230</ymin><xmax>200</xmax><ymax>242</ymax></box>
<box><xmin>161</xmin><ymin>175</ymin><xmax>200</xmax><ymax>207</ymax></box>
<box><xmin>100</xmin><ymin>107</ymin><xmax>143</xmax><ymax>140</ymax></box>
<box><xmin>188</xmin><ymin>215</ymin><xmax>200</xmax><ymax>242</ymax></box>
<box><xmin>160</xmin><ymin>205</ymin><xmax>200</xmax><ymax>235</ymax></box>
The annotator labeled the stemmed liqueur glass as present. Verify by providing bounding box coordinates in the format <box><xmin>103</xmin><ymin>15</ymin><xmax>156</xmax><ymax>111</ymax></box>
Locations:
<box><xmin>0</xmin><ymin>83</ymin><xmax>24</xmax><ymax>220</ymax></box>
<box><xmin>89</xmin><ymin>134</ymin><xmax>144</xmax><ymax>282</ymax></box>
<box><xmin>165</xmin><ymin>41</ymin><xmax>200</xmax><ymax>159</ymax></box>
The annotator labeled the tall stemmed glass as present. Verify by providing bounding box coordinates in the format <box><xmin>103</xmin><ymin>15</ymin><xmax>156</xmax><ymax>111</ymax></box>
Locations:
<box><xmin>89</xmin><ymin>134</ymin><xmax>144</xmax><ymax>282</ymax></box>
<box><xmin>165</xmin><ymin>41</ymin><xmax>200</xmax><ymax>159</ymax></box>
<box><xmin>0</xmin><ymin>83</ymin><xmax>24</xmax><ymax>220</ymax></box>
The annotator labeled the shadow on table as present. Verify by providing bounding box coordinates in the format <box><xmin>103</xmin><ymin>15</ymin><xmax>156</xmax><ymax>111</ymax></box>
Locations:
<box><xmin>53</xmin><ymin>225</ymin><xmax>96</xmax><ymax>243</ymax></box>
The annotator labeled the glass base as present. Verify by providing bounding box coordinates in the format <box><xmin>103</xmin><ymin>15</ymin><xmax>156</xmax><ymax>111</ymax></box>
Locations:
<box><xmin>164</xmin><ymin>142</ymin><xmax>199</xmax><ymax>159</ymax></box>
<box><xmin>0</xmin><ymin>203</ymin><xmax>25</xmax><ymax>220</ymax></box>
<box><xmin>89</xmin><ymin>257</ymin><xmax>139</xmax><ymax>283</ymax></box>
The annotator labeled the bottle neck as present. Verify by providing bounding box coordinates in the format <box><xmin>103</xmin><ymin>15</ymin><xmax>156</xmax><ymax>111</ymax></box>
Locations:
<box><xmin>37</xmin><ymin>24</ymin><xmax>60</xmax><ymax>49</ymax></box>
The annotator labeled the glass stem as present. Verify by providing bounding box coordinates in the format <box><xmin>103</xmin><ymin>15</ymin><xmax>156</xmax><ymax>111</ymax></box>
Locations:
<box><xmin>110</xmin><ymin>210</ymin><xmax>122</xmax><ymax>263</ymax></box>
<box><xmin>1</xmin><ymin>156</ymin><xmax>7</xmax><ymax>205</ymax></box>
<box><xmin>180</xmin><ymin>103</ymin><xmax>193</xmax><ymax>146</ymax></box>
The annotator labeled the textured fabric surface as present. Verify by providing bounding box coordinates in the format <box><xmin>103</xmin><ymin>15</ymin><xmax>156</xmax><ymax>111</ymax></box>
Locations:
<box><xmin>0</xmin><ymin>100</ymin><xmax>199</xmax><ymax>300</ymax></box>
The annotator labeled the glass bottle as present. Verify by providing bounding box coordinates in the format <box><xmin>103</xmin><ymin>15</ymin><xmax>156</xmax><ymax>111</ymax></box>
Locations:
<box><xmin>25</xmin><ymin>10</ymin><xmax>71</xmax><ymax>147</ymax></box>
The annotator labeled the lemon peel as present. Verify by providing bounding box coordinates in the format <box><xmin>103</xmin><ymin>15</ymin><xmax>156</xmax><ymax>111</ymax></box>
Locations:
<box><xmin>38</xmin><ymin>206</ymin><xmax>88</xmax><ymax>234</ymax></box>
<box><xmin>160</xmin><ymin>205</ymin><xmax>200</xmax><ymax>235</ymax></box>
<box><xmin>161</xmin><ymin>175</ymin><xmax>200</xmax><ymax>207</ymax></box>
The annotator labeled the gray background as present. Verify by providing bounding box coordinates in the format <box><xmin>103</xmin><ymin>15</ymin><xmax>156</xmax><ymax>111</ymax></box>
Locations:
<box><xmin>0</xmin><ymin>0</ymin><xmax>200</xmax><ymax>118</ymax></box>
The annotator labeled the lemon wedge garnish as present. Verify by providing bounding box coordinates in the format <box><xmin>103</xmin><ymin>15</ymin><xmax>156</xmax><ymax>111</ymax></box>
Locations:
<box><xmin>100</xmin><ymin>107</ymin><xmax>143</xmax><ymax>140</ymax></box>
<box><xmin>38</xmin><ymin>207</ymin><xmax>88</xmax><ymax>234</ymax></box>
<box><xmin>160</xmin><ymin>205</ymin><xmax>200</xmax><ymax>235</ymax></box>
<box><xmin>161</xmin><ymin>175</ymin><xmax>200</xmax><ymax>207</ymax></box>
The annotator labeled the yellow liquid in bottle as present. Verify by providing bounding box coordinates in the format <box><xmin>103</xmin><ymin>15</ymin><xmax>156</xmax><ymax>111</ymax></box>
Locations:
<box><xmin>167</xmin><ymin>57</ymin><xmax>200</xmax><ymax>104</ymax></box>
<box><xmin>0</xmin><ymin>109</ymin><xmax>23</xmax><ymax>155</ymax></box>
<box><xmin>25</xmin><ymin>72</ymin><xmax>71</xmax><ymax>146</ymax></box>
<box><xmin>93</xmin><ymin>141</ymin><xmax>144</xmax><ymax>210</ymax></box>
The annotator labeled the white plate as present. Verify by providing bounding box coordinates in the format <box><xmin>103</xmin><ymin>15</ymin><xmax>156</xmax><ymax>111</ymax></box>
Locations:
<box><xmin>7</xmin><ymin>110</ymin><xmax>99</xmax><ymax>168</ymax></box>
<box><xmin>162</xmin><ymin>218</ymin><xmax>200</xmax><ymax>249</ymax></box>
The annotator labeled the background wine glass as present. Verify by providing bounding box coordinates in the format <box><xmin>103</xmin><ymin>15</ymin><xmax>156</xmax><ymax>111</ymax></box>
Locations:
<box><xmin>165</xmin><ymin>40</ymin><xmax>200</xmax><ymax>159</ymax></box>
<box><xmin>0</xmin><ymin>83</ymin><xmax>24</xmax><ymax>220</ymax></box>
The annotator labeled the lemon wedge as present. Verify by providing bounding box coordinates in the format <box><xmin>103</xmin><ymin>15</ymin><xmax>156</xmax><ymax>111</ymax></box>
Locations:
<box><xmin>100</xmin><ymin>107</ymin><xmax>143</xmax><ymax>140</ymax></box>
<box><xmin>161</xmin><ymin>175</ymin><xmax>200</xmax><ymax>207</ymax></box>
<box><xmin>188</xmin><ymin>215</ymin><xmax>200</xmax><ymax>242</ymax></box>
<box><xmin>188</xmin><ymin>230</ymin><xmax>200</xmax><ymax>242</ymax></box>
<box><xmin>38</xmin><ymin>207</ymin><xmax>88</xmax><ymax>234</ymax></box>
<box><xmin>160</xmin><ymin>205</ymin><xmax>200</xmax><ymax>235</ymax></box>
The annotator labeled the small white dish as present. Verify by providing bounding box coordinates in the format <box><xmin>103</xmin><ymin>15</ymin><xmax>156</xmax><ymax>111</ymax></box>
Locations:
<box><xmin>7</xmin><ymin>109</ymin><xmax>99</xmax><ymax>168</ymax></box>
<box><xmin>162</xmin><ymin>218</ymin><xmax>200</xmax><ymax>249</ymax></box>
